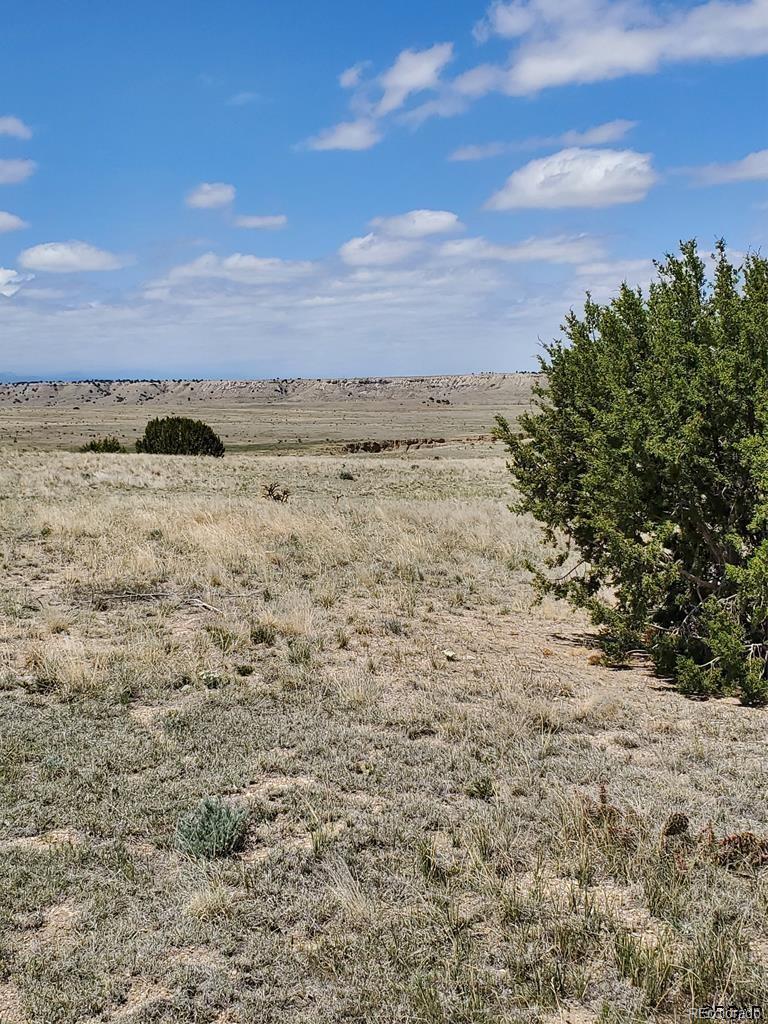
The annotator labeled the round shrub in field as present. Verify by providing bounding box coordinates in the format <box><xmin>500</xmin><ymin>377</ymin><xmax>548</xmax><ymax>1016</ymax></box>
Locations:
<box><xmin>135</xmin><ymin>416</ymin><xmax>224</xmax><ymax>456</ymax></box>
<box><xmin>80</xmin><ymin>435</ymin><xmax>125</xmax><ymax>453</ymax></box>
<box><xmin>494</xmin><ymin>240</ymin><xmax>768</xmax><ymax>706</ymax></box>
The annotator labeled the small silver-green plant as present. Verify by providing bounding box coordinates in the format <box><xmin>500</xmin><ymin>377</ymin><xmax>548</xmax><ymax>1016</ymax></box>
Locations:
<box><xmin>176</xmin><ymin>796</ymin><xmax>249</xmax><ymax>858</ymax></box>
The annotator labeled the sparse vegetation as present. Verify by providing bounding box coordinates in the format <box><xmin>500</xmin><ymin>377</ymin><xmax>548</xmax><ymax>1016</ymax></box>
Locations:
<box><xmin>1</xmin><ymin>438</ymin><xmax>767</xmax><ymax>1022</ymax></box>
<box><xmin>262</xmin><ymin>481</ymin><xmax>290</xmax><ymax>502</ymax></box>
<box><xmin>250</xmin><ymin>621</ymin><xmax>277</xmax><ymax>646</ymax></box>
<box><xmin>496</xmin><ymin>240</ymin><xmax>768</xmax><ymax>703</ymax></box>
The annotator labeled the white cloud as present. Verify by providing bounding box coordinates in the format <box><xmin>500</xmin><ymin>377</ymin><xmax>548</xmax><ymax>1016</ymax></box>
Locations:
<box><xmin>371</xmin><ymin>209</ymin><xmax>462</xmax><ymax>238</ymax></box>
<box><xmin>18</xmin><ymin>241</ymin><xmax>126</xmax><ymax>273</ymax></box>
<box><xmin>3</xmin><ymin>214</ymin><xmax>726</xmax><ymax>381</ymax></box>
<box><xmin>308</xmin><ymin>2</ymin><xmax>768</xmax><ymax>149</ymax></box>
<box><xmin>486</xmin><ymin>147</ymin><xmax>657</xmax><ymax>209</ymax></box>
<box><xmin>0</xmin><ymin>267</ymin><xmax>30</xmax><ymax>297</ymax></box>
<box><xmin>562</xmin><ymin>120</ymin><xmax>637</xmax><ymax>146</ymax></box>
<box><xmin>440</xmin><ymin>234</ymin><xmax>604</xmax><ymax>264</ymax></box>
<box><xmin>399</xmin><ymin>94</ymin><xmax>468</xmax><ymax>128</ymax></box>
<box><xmin>307</xmin><ymin>43</ymin><xmax>455</xmax><ymax>149</ymax></box>
<box><xmin>0</xmin><ymin>116</ymin><xmax>32</xmax><ymax>139</ymax></box>
<box><xmin>690</xmin><ymin>149</ymin><xmax>768</xmax><ymax>184</ymax></box>
<box><xmin>376</xmin><ymin>43</ymin><xmax>454</xmax><ymax>115</ymax></box>
<box><xmin>473</xmin><ymin>1</ymin><xmax>538</xmax><ymax>42</ymax></box>
<box><xmin>0</xmin><ymin>254</ymin><xmax>536</xmax><ymax>378</ymax></box>
<box><xmin>160</xmin><ymin>252</ymin><xmax>314</xmax><ymax>286</ymax></box>
<box><xmin>469</xmin><ymin>0</ymin><xmax>768</xmax><ymax>96</ymax></box>
<box><xmin>574</xmin><ymin>257</ymin><xmax>656</xmax><ymax>299</ymax></box>
<box><xmin>338</xmin><ymin>210</ymin><xmax>461</xmax><ymax>268</ymax></box>
<box><xmin>0</xmin><ymin>211</ymin><xmax>27</xmax><ymax>233</ymax></box>
<box><xmin>0</xmin><ymin>159</ymin><xmax>36</xmax><ymax>185</ymax></box>
<box><xmin>339</xmin><ymin>63</ymin><xmax>367</xmax><ymax>88</ymax></box>
<box><xmin>449</xmin><ymin>120</ymin><xmax>636</xmax><ymax>161</ymax></box>
<box><xmin>338</xmin><ymin>233</ymin><xmax>422</xmax><ymax>266</ymax></box>
<box><xmin>234</xmin><ymin>214</ymin><xmax>288</xmax><ymax>229</ymax></box>
<box><xmin>186</xmin><ymin>182</ymin><xmax>236</xmax><ymax>208</ymax></box>
<box><xmin>307</xmin><ymin>119</ymin><xmax>382</xmax><ymax>151</ymax></box>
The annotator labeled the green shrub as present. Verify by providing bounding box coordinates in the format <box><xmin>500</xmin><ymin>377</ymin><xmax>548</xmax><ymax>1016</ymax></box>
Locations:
<box><xmin>80</xmin><ymin>436</ymin><xmax>125</xmax><ymax>453</ymax></box>
<box><xmin>176</xmin><ymin>796</ymin><xmax>248</xmax><ymax>857</ymax></box>
<box><xmin>136</xmin><ymin>416</ymin><xmax>224</xmax><ymax>456</ymax></box>
<box><xmin>494</xmin><ymin>241</ymin><xmax>768</xmax><ymax>704</ymax></box>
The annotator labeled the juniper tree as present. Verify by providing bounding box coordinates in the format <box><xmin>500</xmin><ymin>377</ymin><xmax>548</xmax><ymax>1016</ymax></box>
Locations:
<box><xmin>494</xmin><ymin>240</ymin><xmax>768</xmax><ymax>704</ymax></box>
<box><xmin>136</xmin><ymin>416</ymin><xmax>224</xmax><ymax>456</ymax></box>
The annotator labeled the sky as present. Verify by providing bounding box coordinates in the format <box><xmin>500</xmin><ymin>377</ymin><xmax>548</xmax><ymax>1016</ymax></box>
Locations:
<box><xmin>0</xmin><ymin>0</ymin><xmax>766</xmax><ymax>380</ymax></box>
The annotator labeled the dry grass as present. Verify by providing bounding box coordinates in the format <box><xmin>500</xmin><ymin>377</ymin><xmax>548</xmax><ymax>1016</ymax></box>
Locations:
<box><xmin>1</xmin><ymin>446</ymin><xmax>767</xmax><ymax>1022</ymax></box>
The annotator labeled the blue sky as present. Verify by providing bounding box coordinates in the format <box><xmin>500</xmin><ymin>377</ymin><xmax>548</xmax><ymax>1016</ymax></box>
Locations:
<box><xmin>1</xmin><ymin>0</ymin><xmax>766</xmax><ymax>379</ymax></box>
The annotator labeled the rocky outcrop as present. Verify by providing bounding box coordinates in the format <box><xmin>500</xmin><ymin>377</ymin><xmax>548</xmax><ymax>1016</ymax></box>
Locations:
<box><xmin>0</xmin><ymin>373</ymin><xmax>539</xmax><ymax>409</ymax></box>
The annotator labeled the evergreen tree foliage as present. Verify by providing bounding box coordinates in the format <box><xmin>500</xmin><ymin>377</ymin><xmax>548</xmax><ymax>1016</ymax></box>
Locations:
<box><xmin>136</xmin><ymin>416</ymin><xmax>224</xmax><ymax>457</ymax></box>
<box><xmin>494</xmin><ymin>240</ymin><xmax>768</xmax><ymax>704</ymax></box>
<box><xmin>80</xmin><ymin>435</ymin><xmax>125</xmax><ymax>453</ymax></box>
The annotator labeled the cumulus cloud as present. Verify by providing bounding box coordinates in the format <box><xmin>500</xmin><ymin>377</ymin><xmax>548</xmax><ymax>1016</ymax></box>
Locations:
<box><xmin>473</xmin><ymin>1</ymin><xmax>538</xmax><ymax>42</ymax></box>
<box><xmin>307</xmin><ymin>119</ymin><xmax>382</xmax><ymax>151</ymax></box>
<box><xmin>0</xmin><ymin>211</ymin><xmax>27</xmax><ymax>233</ymax></box>
<box><xmin>157</xmin><ymin>252</ymin><xmax>314</xmax><ymax>287</ymax></box>
<box><xmin>308</xmin><ymin>2</ymin><xmax>768</xmax><ymax>147</ymax></box>
<box><xmin>450</xmin><ymin>119</ymin><xmax>637</xmax><ymax>161</ymax></box>
<box><xmin>338</xmin><ymin>233</ymin><xmax>422</xmax><ymax>266</ymax></box>
<box><xmin>486</xmin><ymin>147</ymin><xmax>657</xmax><ymax>209</ymax></box>
<box><xmin>18</xmin><ymin>241</ymin><xmax>126</xmax><ymax>273</ymax></box>
<box><xmin>469</xmin><ymin>0</ymin><xmax>768</xmax><ymax>96</ymax></box>
<box><xmin>0</xmin><ymin>116</ymin><xmax>32</xmax><ymax>139</ymax></box>
<box><xmin>0</xmin><ymin>207</ymin><xmax>685</xmax><ymax>380</ymax></box>
<box><xmin>0</xmin><ymin>159</ymin><xmax>36</xmax><ymax>185</ymax></box>
<box><xmin>371</xmin><ymin>209</ymin><xmax>462</xmax><ymax>238</ymax></box>
<box><xmin>338</xmin><ymin>209</ymin><xmax>462</xmax><ymax>265</ymax></box>
<box><xmin>0</xmin><ymin>267</ymin><xmax>30</xmax><ymax>297</ymax></box>
<box><xmin>376</xmin><ymin>43</ymin><xmax>454</xmax><ymax>115</ymax></box>
<box><xmin>186</xmin><ymin>182</ymin><xmax>236</xmax><ymax>208</ymax></box>
<box><xmin>307</xmin><ymin>43</ymin><xmax>453</xmax><ymax>150</ymax></box>
<box><xmin>439</xmin><ymin>233</ymin><xmax>604</xmax><ymax>264</ymax></box>
<box><xmin>690</xmin><ymin>148</ymin><xmax>768</xmax><ymax>184</ymax></box>
<box><xmin>234</xmin><ymin>214</ymin><xmax>288</xmax><ymax>229</ymax></box>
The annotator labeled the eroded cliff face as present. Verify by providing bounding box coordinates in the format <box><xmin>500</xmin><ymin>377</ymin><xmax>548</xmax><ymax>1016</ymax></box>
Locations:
<box><xmin>0</xmin><ymin>372</ymin><xmax>539</xmax><ymax>409</ymax></box>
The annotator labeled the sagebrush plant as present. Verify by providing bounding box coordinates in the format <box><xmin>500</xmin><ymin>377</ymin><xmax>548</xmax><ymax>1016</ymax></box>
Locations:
<box><xmin>495</xmin><ymin>240</ymin><xmax>768</xmax><ymax>703</ymax></box>
<box><xmin>175</xmin><ymin>796</ymin><xmax>249</xmax><ymax>857</ymax></box>
<box><xmin>136</xmin><ymin>416</ymin><xmax>224</xmax><ymax>456</ymax></box>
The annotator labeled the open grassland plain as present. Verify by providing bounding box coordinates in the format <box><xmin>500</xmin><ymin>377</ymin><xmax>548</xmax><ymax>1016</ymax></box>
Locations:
<box><xmin>0</xmin><ymin>374</ymin><xmax>536</xmax><ymax>451</ymax></box>
<box><xmin>1</xmin><ymin>447</ymin><xmax>768</xmax><ymax>1023</ymax></box>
